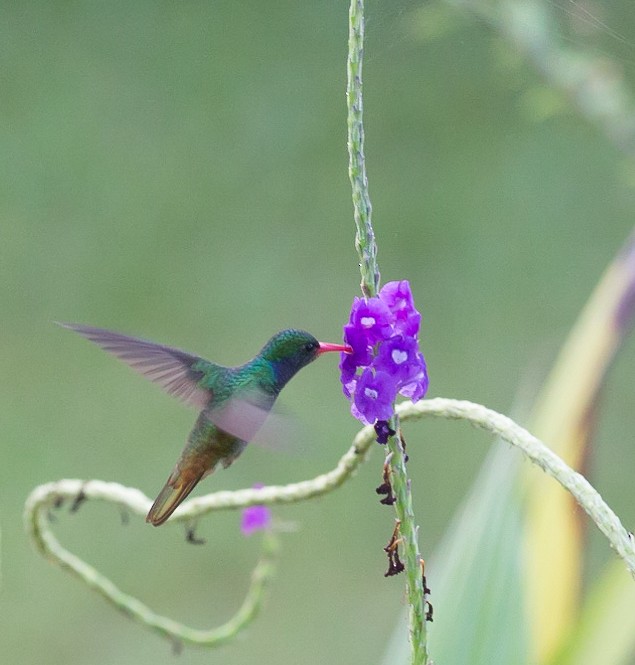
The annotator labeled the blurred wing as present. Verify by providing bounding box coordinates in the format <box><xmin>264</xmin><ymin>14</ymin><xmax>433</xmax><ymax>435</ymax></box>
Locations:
<box><xmin>206</xmin><ymin>394</ymin><xmax>274</xmax><ymax>443</ymax></box>
<box><xmin>205</xmin><ymin>394</ymin><xmax>298</xmax><ymax>450</ymax></box>
<box><xmin>59</xmin><ymin>322</ymin><xmax>212</xmax><ymax>409</ymax></box>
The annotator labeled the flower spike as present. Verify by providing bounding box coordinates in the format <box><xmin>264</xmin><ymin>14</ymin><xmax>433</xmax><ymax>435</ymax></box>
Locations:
<box><xmin>339</xmin><ymin>281</ymin><xmax>429</xmax><ymax>426</ymax></box>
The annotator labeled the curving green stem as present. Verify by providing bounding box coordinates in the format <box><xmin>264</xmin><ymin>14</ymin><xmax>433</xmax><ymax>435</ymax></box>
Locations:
<box><xmin>27</xmin><ymin>487</ymin><xmax>279</xmax><ymax>649</ymax></box>
<box><xmin>24</xmin><ymin>399</ymin><xmax>635</xmax><ymax>647</ymax></box>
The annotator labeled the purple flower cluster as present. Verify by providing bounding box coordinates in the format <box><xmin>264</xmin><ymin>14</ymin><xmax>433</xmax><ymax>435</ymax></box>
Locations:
<box><xmin>340</xmin><ymin>280</ymin><xmax>428</xmax><ymax>426</ymax></box>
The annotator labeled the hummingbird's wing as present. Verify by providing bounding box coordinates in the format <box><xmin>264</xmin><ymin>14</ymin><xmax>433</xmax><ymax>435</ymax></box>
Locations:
<box><xmin>207</xmin><ymin>398</ymin><xmax>300</xmax><ymax>453</ymax></box>
<box><xmin>206</xmin><ymin>395</ymin><xmax>275</xmax><ymax>443</ymax></box>
<box><xmin>58</xmin><ymin>323</ymin><xmax>213</xmax><ymax>409</ymax></box>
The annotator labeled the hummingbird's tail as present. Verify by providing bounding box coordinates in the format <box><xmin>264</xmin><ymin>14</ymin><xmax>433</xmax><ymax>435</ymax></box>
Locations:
<box><xmin>146</xmin><ymin>466</ymin><xmax>210</xmax><ymax>526</ymax></box>
<box><xmin>146</xmin><ymin>414</ymin><xmax>243</xmax><ymax>526</ymax></box>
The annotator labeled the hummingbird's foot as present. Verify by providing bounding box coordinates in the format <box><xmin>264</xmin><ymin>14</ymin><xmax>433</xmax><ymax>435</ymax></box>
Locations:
<box><xmin>120</xmin><ymin>508</ymin><xmax>130</xmax><ymax>525</ymax></box>
<box><xmin>383</xmin><ymin>520</ymin><xmax>405</xmax><ymax>577</ymax></box>
<box><xmin>185</xmin><ymin>525</ymin><xmax>206</xmax><ymax>545</ymax></box>
<box><xmin>171</xmin><ymin>638</ymin><xmax>183</xmax><ymax>655</ymax></box>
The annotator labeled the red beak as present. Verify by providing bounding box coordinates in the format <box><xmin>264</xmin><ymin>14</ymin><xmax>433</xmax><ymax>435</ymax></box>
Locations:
<box><xmin>318</xmin><ymin>342</ymin><xmax>353</xmax><ymax>355</ymax></box>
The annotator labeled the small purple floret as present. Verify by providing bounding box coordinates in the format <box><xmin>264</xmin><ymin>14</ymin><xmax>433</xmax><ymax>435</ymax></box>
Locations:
<box><xmin>240</xmin><ymin>485</ymin><xmax>271</xmax><ymax>536</ymax></box>
<box><xmin>379</xmin><ymin>280</ymin><xmax>422</xmax><ymax>336</ymax></box>
<box><xmin>349</xmin><ymin>297</ymin><xmax>394</xmax><ymax>343</ymax></box>
<box><xmin>375</xmin><ymin>335</ymin><xmax>422</xmax><ymax>383</ymax></box>
<box><xmin>353</xmin><ymin>369</ymin><xmax>397</xmax><ymax>424</ymax></box>
<box><xmin>339</xmin><ymin>280</ymin><xmax>429</xmax><ymax>426</ymax></box>
<box><xmin>374</xmin><ymin>420</ymin><xmax>396</xmax><ymax>444</ymax></box>
<box><xmin>399</xmin><ymin>353</ymin><xmax>429</xmax><ymax>401</ymax></box>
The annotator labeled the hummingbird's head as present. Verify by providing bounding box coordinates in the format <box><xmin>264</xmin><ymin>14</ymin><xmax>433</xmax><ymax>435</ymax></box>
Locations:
<box><xmin>260</xmin><ymin>329</ymin><xmax>351</xmax><ymax>389</ymax></box>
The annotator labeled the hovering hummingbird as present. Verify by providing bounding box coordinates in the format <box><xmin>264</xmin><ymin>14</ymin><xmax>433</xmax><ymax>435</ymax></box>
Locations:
<box><xmin>60</xmin><ymin>323</ymin><xmax>351</xmax><ymax>526</ymax></box>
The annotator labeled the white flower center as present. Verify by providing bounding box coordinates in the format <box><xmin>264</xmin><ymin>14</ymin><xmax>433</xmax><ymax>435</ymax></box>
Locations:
<box><xmin>360</xmin><ymin>316</ymin><xmax>376</xmax><ymax>328</ymax></box>
<box><xmin>364</xmin><ymin>387</ymin><xmax>378</xmax><ymax>400</ymax></box>
<box><xmin>392</xmin><ymin>349</ymin><xmax>408</xmax><ymax>365</ymax></box>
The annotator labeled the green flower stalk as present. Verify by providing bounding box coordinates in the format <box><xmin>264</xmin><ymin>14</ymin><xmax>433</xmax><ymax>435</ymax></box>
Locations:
<box><xmin>347</xmin><ymin>0</ymin><xmax>379</xmax><ymax>299</ymax></box>
<box><xmin>346</xmin><ymin>1</ymin><xmax>429</xmax><ymax>663</ymax></box>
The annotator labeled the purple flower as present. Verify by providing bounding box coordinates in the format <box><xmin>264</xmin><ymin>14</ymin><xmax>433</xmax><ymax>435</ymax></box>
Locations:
<box><xmin>349</xmin><ymin>297</ymin><xmax>394</xmax><ymax>343</ymax></box>
<box><xmin>399</xmin><ymin>353</ymin><xmax>429</xmax><ymax>401</ymax></box>
<box><xmin>340</xmin><ymin>280</ymin><xmax>429</xmax><ymax>427</ymax></box>
<box><xmin>341</xmin><ymin>375</ymin><xmax>357</xmax><ymax>400</ymax></box>
<box><xmin>353</xmin><ymin>369</ymin><xmax>397</xmax><ymax>425</ymax></box>
<box><xmin>342</xmin><ymin>323</ymin><xmax>373</xmax><ymax>364</ymax></box>
<box><xmin>340</xmin><ymin>324</ymin><xmax>372</xmax><ymax>397</ymax></box>
<box><xmin>240</xmin><ymin>485</ymin><xmax>271</xmax><ymax>536</ymax></box>
<box><xmin>374</xmin><ymin>420</ymin><xmax>396</xmax><ymax>444</ymax></box>
<box><xmin>375</xmin><ymin>335</ymin><xmax>421</xmax><ymax>383</ymax></box>
<box><xmin>379</xmin><ymin>280</ymin><xmax>421</xmax><ymax>336</ymax></box>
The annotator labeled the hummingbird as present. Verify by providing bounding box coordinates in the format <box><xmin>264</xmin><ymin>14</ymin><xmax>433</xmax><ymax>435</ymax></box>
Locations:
<box><xmin>59</xmin><ymin>323</ymin><xmax>351</xmax><ymax>526</ymax></box>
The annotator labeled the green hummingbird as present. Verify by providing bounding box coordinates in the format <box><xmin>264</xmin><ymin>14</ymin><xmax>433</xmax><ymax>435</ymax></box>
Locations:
<box><xmin>60</xmin><ymin>323</ymin><xmax>350</xmax><ymax>526</ymax></box>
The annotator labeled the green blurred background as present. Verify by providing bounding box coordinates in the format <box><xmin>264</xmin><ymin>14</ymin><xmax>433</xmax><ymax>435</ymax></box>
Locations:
<box><xmin>2</xmin><ymin>1</ymin><xmax>635</xmax><ymax>663</ymax></box>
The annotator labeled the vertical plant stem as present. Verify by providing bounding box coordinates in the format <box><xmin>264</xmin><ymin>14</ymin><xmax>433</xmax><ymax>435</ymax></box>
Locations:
<box><xmin>390</xmin><ymin>415</ymin><xmax>428</xmax><ymax>664</ymax></box>
<box><xmin>346</xmin><ymin>2</ymin><xmax>428</xmax><ymax>663</ymax></box>
<box><xmin>347</xmin><ymin>0</ymin><xmax>380</xmax><ymax>298</ymax></box>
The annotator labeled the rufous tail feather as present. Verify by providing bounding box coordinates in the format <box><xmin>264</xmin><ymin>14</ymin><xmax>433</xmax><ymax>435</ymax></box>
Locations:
<box><xmin>146</xmin><ymin>472</ymin><xmax>205</xmax><ymax>526</ymax></box>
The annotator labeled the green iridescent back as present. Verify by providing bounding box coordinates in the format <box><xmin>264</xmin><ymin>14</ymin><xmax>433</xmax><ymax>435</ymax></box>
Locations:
<box><xmin>192</xmin><ymin>329</ymin><xmax>319</xmax><ymax>406</ymax></box>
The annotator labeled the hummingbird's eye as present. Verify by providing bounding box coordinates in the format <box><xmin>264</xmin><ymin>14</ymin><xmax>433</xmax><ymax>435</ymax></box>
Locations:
<box><xmin>304</xmin><ymin>341</ymin><xmax>317</xmax><ymax>352</ymax></box>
